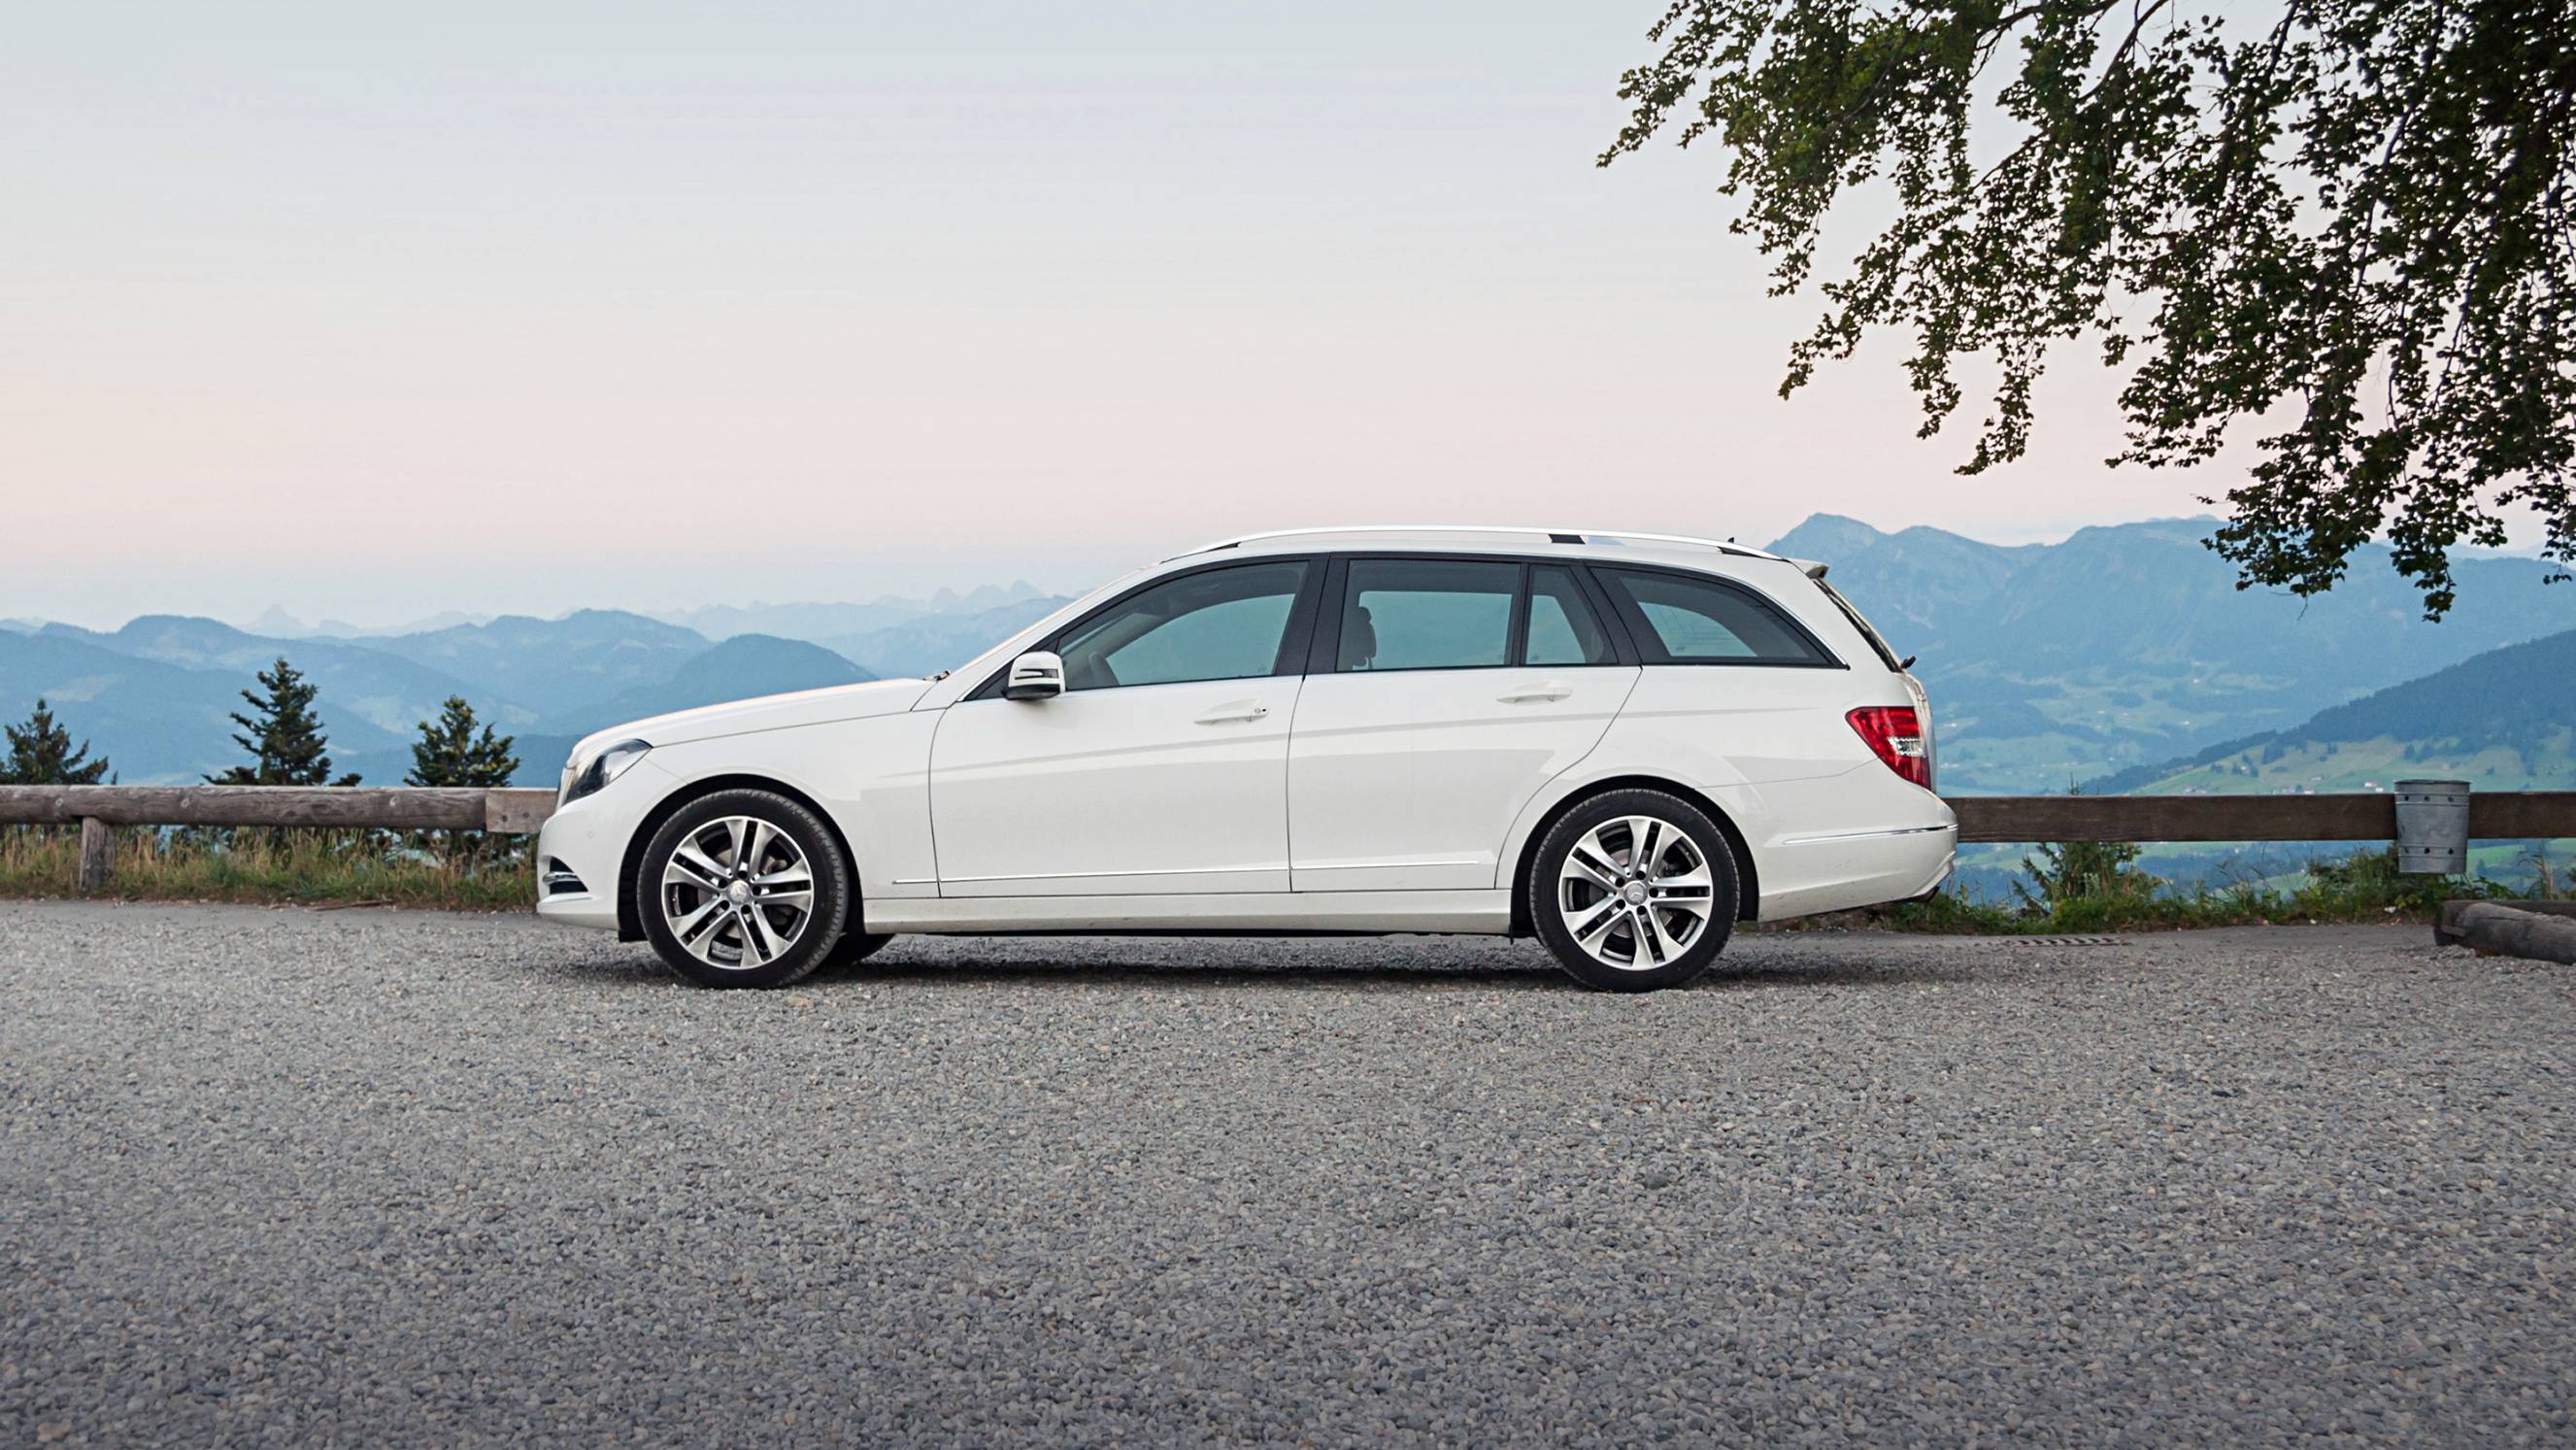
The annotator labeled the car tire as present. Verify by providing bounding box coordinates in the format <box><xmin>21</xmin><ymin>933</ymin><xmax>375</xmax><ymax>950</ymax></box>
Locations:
<box><xmin>1528</xmin><ymin>789</ymin><xmax>1738</xmax><ymax>993</ymax></box>
<box><xmin>635</xmin><ymin>789</ymin><xmax>851</xmax><ymax>990</ymax></box>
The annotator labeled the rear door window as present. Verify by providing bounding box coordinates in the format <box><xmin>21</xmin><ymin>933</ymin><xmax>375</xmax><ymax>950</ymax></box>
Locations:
<box><xmin>1335</xmin><ymin>558</ymin><xmax>1519</xmax><ymax>672</ymax></box>
<box><xmin>1595</xmin><ymin>568</ymin><xmax>1835</xmax><ymax>667</ymax></box>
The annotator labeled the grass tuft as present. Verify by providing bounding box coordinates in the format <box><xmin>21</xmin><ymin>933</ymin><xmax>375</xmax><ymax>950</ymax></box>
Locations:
<box><xmin>0</xmin><ymin>827</ymin><xmax>532</xmax><ymax>912</ymax></box>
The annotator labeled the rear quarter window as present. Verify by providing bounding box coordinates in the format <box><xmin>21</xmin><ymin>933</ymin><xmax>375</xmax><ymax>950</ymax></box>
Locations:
<box><xmin>1595</xmin><ymin>567</ymin><xmax>1837</xmax><ymax>667</ymax></box>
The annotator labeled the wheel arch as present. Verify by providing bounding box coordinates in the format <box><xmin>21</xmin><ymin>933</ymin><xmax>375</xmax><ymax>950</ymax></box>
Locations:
<box><xmin>1508</xmin><ymin>775</ymin><xmax>1760</xmax><ymax>935</ymax></box>
<box><xmin>615</xmin><ymin>773</ymin><xmax>865</xmax><ymax>942</ymax></box>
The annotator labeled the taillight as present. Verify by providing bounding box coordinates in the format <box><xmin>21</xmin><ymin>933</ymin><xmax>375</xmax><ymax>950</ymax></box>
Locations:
<box><xmin>1847</xmin><ymin>706</ymin><xmax>1932</xmax><ymax>790</ymax></box>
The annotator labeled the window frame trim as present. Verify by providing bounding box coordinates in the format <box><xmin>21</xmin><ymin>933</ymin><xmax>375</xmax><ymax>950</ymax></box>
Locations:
<box><xmin>964</xmin><ymin>555</ymin><xmax>1326</xmax><ymax>700</ymax></box>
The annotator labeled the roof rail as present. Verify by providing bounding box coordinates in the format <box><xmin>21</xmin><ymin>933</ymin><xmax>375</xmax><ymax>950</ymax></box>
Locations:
<box><xmin>1170</xmin><ymin>525</ymin><xmax>1781</xmax><ymax>561</ymax></box>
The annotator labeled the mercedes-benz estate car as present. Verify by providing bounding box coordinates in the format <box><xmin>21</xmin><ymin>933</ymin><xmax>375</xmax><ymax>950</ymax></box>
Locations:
<box><xmin>536</xmin><ymin>526</ymin><xmax>1954</xmax><ymax>992</ymax></box>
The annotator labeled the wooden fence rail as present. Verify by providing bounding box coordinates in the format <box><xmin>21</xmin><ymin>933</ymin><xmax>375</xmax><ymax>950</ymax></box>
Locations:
<box><xmin>4</xmin><ymin>785</ymin><xmax>2573</xmax><ymax>894</ymax></box>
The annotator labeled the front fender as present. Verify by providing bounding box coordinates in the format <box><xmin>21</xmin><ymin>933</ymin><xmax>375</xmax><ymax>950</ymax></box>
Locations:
<box><xmin>636</xmin><ymin>709</ymin><xmax>943</xmax><ymax>905</ymax></box>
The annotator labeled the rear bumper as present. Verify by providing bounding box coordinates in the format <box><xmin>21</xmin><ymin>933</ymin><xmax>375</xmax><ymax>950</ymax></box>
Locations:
<box><xmin>1756</xmin><ymin>824</ymin><xmax>1957</xmax><ymax>921</ymax></box>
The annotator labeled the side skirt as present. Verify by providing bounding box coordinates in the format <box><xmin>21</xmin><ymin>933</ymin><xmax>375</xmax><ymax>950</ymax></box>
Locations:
<box><xmin>868</xmin><ymin>890</ymin><xmax>1515</xmax><ymax>936</ymax></box>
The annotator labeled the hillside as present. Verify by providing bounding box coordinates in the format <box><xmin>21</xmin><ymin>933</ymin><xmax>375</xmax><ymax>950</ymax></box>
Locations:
<box><xmin>822</xmin><ymin>595</ymin><xmax>1071</xmax><ymax>679</ymax></box>
<box><xmin>2089</xmin><ymin>626</ymin><xmax>2576</xmax><ymax>794</ymax></box>
<box><xmin>0</xmin><ymin>631</ymin><xmax>400</xmax><ymax>782</ymax></box>
<box><xmin>363</xmin><ymin>610</ymin><xmax>710</xmax><ymax>720</ymax></box>
<box><xmin>1771</xmin><ymin>514</ymin><xmax>2576</xmax><ymax>792</ymax></box>
<box><xmin>4</xmin><ymin>597</ymin><xmax>969</xmax><ymax>786</ymax></box>
<box><xmin>540</xmin><ymin>634</ymin><xmax>875</xmax><ymax>737</ymax></box>
<box><xmin>38</xmin><ymin>617</ymin><xmax>513</xmax><ymax>736</ymax></box>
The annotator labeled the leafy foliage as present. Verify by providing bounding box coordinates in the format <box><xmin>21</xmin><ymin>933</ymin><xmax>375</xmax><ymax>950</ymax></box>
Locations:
<box><xmin>2</xmin><ymin>698</ymin><xmax>111</xmax><ymax>785</ymax></box>
<box><xmin>208</xmin><ymin>658</ymin><xmax>359</xmax><ymax>788</ymax></box>
<box><xmin>1604</xmin><ymin>0</ymin><xmax>2576</xmax><ymax>616</ymax></box>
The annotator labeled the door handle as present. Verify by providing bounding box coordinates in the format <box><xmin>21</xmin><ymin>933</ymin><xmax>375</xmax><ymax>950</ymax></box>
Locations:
<box><xmin>1496</xmin><ymin>682</ymin><xmax>1573</xmax><ymax>704</ymax></box>
<box><xmin>1194</xmin><ymin>701</ymin><xmax>1270</xmax><ymax>725</ymax></box>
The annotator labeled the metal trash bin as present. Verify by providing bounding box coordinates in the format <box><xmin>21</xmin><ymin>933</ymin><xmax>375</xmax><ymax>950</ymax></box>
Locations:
<box><xmin>2393</xmin><ymin>779</ymin><xmax>2471</xmax><ymax>875</ymax></box>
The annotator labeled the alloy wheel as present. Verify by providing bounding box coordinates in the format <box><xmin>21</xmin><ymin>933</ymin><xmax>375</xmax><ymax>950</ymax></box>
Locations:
<box><xmin>658</xmin><ymin>815</ymin><xmax>817</xmax><ymax>970</ymax></box>
<box><xmin>1555</xmin><ymin>814</ymin><xmax>1717</xmax><ymax>972</ymax></box>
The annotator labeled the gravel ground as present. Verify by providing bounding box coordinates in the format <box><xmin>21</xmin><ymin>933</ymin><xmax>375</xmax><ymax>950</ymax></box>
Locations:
<box><xmin>4</xmin><ymin>901</ymin><xmax>2573</xmax><ymax>1447</ymax></box>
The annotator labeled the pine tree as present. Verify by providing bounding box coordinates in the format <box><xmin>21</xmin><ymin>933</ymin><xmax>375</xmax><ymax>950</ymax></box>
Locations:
<box><xmin>406</xmin><ymin>696</ymin><xmax>520</xmax><ymax>866</ymax></box>
<box><xmin>2</xmin><ymin>699</ymin><xmax>113</xmax><ymax>785</ymax></box>
<box><xmin>209</xmin><ymin>658</ymin><xmax>359</xmax><ymax>787</ymax></box>
<box><xmin>405</xmin><ymin>696</ymin><xmax>519</xmax><ymax>789</ymax></box>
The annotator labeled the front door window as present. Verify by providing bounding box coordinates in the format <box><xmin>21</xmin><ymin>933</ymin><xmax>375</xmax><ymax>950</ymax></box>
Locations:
<box><xmin>1057</xmin><ymin>561</ymin><xmax>1309</xmax><ymax>691</ymax></box>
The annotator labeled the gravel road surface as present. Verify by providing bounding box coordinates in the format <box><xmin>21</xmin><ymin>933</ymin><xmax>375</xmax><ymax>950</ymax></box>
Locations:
<box><xmin>5</xmin><ymin>901</ymin><xmax>2573</xmax><ymax>1446</ymax></box>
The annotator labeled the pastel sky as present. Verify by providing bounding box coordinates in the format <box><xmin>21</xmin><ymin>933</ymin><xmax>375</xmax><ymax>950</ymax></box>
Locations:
<box><xmin>10</xmin><ymin>0</ymin><xmax>2282</xmax><ymax>628</ymax></box>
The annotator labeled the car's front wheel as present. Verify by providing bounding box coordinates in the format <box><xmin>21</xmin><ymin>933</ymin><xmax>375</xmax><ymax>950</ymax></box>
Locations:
<box><xmin>1529</xmin><ymin>789</ymin><xmax>1738</xmax><ymax>992</ymax></box>
<box><xmin>636</xmin><ymin>790</ymin><xmax>851</xmax><ymax>989</ymax></box>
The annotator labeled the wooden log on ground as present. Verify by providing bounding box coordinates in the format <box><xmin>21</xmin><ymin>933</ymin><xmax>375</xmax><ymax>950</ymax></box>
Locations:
<box><xmin>75</xmin><ymin>817</ymin><xmax>113</xmax><ymax>893</ymax></box>
<box><xmin>0</xmin><ymin>786</ymin><xmax>487</xmax><ymax>830</ymax></box>
<box><xmin>2437</xmin><ymin>900</ymin><xmax>2576</xmax><ymax>965</ymax></box>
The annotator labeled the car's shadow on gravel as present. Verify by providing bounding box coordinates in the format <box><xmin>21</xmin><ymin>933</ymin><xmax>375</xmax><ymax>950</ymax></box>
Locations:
<box><xmin>536</xmin><ymin>937</ymin><xmax>2069</xmax><ymax>994</ymax></box>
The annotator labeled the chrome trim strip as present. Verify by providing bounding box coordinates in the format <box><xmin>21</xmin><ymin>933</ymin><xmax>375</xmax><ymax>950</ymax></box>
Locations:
<box><xmin>1290</xmin><ymin>859</ymin><xmax>1485</xmax><ymax>872</ymax></box>
<box><xmin>927</xmin><ymin>863</ymin><xmax>1288</xmax><ymax>885</ymax></box>
<box><xmin>1776</xmin><ymin>825</ymin><xmax>1956</xmax><ymax>847</ymax></box>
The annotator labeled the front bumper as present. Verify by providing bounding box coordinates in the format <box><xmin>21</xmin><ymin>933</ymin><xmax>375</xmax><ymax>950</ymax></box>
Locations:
<box><xmin>534</xmin><ymin>795</ymin><xmax>629</xmax><ymax>932</ymax></box>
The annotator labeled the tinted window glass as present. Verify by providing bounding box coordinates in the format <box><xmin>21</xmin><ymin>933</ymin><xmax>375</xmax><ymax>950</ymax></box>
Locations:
<box><xmin>1524</xmin><ymin>565</ymin><xmax>1614</xmax><ymax>666</ymax></box>
<box><xmin>1599</xmin><ymin>568</ymin><xmax>1831</xmax><ymax>665</ymax></box>
<box><xmin>1337</xmin><ymin>559</ymin><xmax>1517</xmax><ymax>672</ymax></box>
<box><xmin>1057</xmin><ymin>561</ymin><xmax>1307</xmax><ymax>690</ymax></box>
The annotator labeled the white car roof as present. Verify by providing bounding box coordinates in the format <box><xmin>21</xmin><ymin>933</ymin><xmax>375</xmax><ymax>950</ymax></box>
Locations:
<box><xmin>1168</xmin><ymin>524</ymin><xmax>1789</xmax><ymax>568</ymax></box>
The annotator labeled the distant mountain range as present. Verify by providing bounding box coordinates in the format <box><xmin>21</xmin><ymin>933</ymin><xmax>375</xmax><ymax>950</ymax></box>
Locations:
<box><xmin>5</xmin><ymin>516</ymin><xmax>2567</xmax><ymax>793</ymax></box>
<box><xmin>2086</xmin><ymin>626</ymin><xmax>2576</xmax><ymax>795</ymax></box>
<box><xmin>0</xmin><ymin>590</ymin><xmax>1065</xmax><ymax>787</ymax></box>
<box><xmin>1769</xmin><ymin>515</ymin><xmax>2575</xmax><ymax>792</ymax></box>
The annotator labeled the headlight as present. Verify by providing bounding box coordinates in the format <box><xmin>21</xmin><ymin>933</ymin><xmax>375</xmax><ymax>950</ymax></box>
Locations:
<box><xmin>561</xmin><ymin>739</ymin><xmax>651</xmax><ymax>804</ymax></box>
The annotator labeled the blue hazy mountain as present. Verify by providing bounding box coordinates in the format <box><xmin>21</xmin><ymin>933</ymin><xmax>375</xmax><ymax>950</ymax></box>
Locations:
<box><xmin>359</xmin><ymin>610</ymin><xmax>713</xmax><ymax>721</ymax></box>
<box><xmin>538</xmin><ymin>634</ymin><xmax>876</xmax><ymax>737</ymax></box>
<box><xmin>1769</xmin><ymin>514</ymin><xmax>2574</xmax><ymax>792</ymax></box>
<box><xmin>820</xmin><ymin>595</ymin><xmax>1073</xmax><ymax>679</ymax></box>
<box><xmin>0</xmin><ymin>630</ymin><xmax>406</xmax><ymax>782</ymax></box>
<box><xmin>34</xmin><ymin>616</ymin><xmax>513</xmax><ymax>737</ymax></box>
<box><xmin>0</xmin><ymin>614</ymin><xmax>879</xmax><ymax>785</ymax></box>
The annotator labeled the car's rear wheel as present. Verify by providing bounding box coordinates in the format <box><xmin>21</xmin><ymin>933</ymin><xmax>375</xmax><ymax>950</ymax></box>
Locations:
<box><xmin>636</xmin><ymin>790</ymin><xmax>851</xmax><ymax>989</ymax></box>
<box><xmin>1529</xmin><ymin>789</ymin><xmax>1737</xmax><ymax>993</ymax></box>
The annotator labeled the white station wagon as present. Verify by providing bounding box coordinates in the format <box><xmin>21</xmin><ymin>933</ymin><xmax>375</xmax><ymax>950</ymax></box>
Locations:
<box><xmin>537</xmin><ymin>526</ymin><xmax>1955</xmax><ymax>992</ymax></box>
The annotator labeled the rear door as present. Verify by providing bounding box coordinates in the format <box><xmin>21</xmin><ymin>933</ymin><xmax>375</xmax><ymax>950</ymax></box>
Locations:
<box><xmin>1287</xmin><ymin>556</ymin><xmax>1639</xmax><ymax>892</ymax></box>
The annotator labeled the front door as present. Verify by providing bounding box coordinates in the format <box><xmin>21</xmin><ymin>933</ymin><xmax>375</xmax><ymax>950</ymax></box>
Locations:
<box><xmin>1288</xmin><ymin>558</ymin><xmax>1638</xmax><ymax>892</ymax></box>
<box><xmin>929</xmin><ymin>558</ymin><xmax>1316</xmax><ymax>896</ymax></box>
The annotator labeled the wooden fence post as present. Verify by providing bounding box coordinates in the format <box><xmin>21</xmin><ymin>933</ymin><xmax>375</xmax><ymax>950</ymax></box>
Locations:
<box><xmin>75</xmin><ymin>816</ymin><xmax>113</xmax><ymax>894</ymax></box>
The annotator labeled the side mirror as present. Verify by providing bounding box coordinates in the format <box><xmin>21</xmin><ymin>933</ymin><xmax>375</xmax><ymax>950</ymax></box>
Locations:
<box><xmin>1005</xmin><ymin>651</ymin><xmax>1065</xmax><ymax>700</ymax></box>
